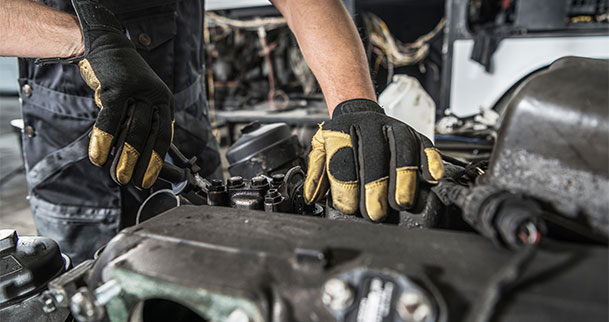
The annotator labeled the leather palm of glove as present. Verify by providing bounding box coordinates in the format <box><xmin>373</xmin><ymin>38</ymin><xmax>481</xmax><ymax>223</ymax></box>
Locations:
<box><xmin>51</xmin><ymin>0</ymin><xmax>174</xmax><ymax>189</ymax></box>
<box><xmin>304</xmin><ymin>99</ymin><xmax>445</xmax><ymax>222</ymax></box>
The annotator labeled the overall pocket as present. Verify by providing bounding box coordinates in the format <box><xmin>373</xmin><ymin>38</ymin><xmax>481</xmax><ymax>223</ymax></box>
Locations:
<box><xmin>30</xmin><ymin>195</ymin><xmax>120</xmax><ymax>265</ymax></box>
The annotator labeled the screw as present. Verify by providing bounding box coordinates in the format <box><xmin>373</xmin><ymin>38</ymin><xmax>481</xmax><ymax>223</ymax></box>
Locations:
<box><xmin>322</xmin><ymin>278</ymin><xmax>354</xmax><ymax>310</ymax></box>
<box><xmin>0</xmin><ymin>229</ymin><xmax>18</xmax><ymax>253</ymax></box>
<box><xmin>226</xmin><ymin>308</ymin><xmax>251</xmax><ymax>322</ymax></box>
<box><xmin>397</xmin><ymin>290</ymin><xmax>433</xmax><ymax>322</ymax></box>
<box><xmin>228</xmin><ymin>176</ymin><xmax>244</xmax><ymax>188</ymax></box>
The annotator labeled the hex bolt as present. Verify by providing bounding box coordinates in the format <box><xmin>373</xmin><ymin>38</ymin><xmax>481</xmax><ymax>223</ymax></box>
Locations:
<box><xmin>251</xmin><ymin>176</ymin><xmax>268</xmax><ymax>188</ymax></box>
<box><xmin>271</xmin><ymin>174</ymin><xmax>285</xmax><ymax>187</ymax></box>
<box><xmin>0</xmin><ymin>229</ymin><xmax>18</xmax><ymax>253</ymax></box>
<box><xmin>265</xmin><ymin>189</ymin><xmax>282</xmax><ymax>203</ymax></box>
<box><xmin>397</xmin><ymin>290</ymin><xmax>433</xmax><ymax>322</ymax></box>
<box><xmin>210</xmin><ymin>179</ymin><xmax>225</xmax><ymax>191</ymax></box>
<box><xmin>322</xmin><ymin>278</ymin><xmax>354</xmax><ymax>311</ymax></box>
<box><xmin>70</xmin><ymin>288</ymin><xmax>104</xmax><ymax>322</ymax></box>
<box><xmin>227</xmin><ymin>176</ymin><xmax>244</xmax><ymax>188</ymax></box>
<box><xmin>226</xmin><ymin>308</ymin><xmax>252</xmax><ymax>322</ymax></box>
<box><xmin>39</xmin><ymin>292</ymin><xmax>57</xmax><ymax>314</ymax></box>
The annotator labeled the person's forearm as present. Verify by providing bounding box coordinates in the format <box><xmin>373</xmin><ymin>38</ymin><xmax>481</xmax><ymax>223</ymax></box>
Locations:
<box><xmin>272</xmin><ymin>0</ymin><xmax>376</xmax><ymax>116</ymax></box>
<box><xmin>1</xmin><ymin>0</ymin><xmax>84</xmax><ymax>58</ymax></box>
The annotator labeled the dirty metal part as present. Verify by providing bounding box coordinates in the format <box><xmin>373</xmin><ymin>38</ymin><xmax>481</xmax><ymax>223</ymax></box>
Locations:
<box><xmin>146</xmin><ymin>166</ymin><xmax>322</xmax><ymax>223</ymax></box>
<box><xmin>70</xmin><ymin>288</ymin><xmax>104</xmax><ymax>322</ymax></box>
<box><xmin>432</xmin><ymin>182</ymin><xmax>545</xmax><ymax>249</ymax></box>
<box><xmin>227</xmin><ymin>308</ymin><xmax>254</xmax><ymax>322</ymax></box>
<box><xmin>324</xmin><ymin>268</ymin><xmax>442</xmax><ymax>322</ymax></box>
<box><xmin>69</xmin><ymin>280</ymin><xmax>122</xmax><ymax>322</ymax></box>
<box><xmin>322</xmin><ymin>278</ymin><xmax>354</xmax><ymax>311</ymax></box>
<box><xmin>226</xmin><ymin>122</ymin><xmax>304</xmax><ymax>178</ymax></box>
<box><xmin>86</xmin><ymin>206</ymin><xmax>606</xmax><ymax>322</ymax></box>
<box><xmin>0</xmin><ymin>233</ymin><xmax>68</xmax><ymax>304</ymax></box>
<box><xmin>0</xmin><ymin>229</ymin><xmax>18</xmax><ymax>253</ymax></box>
<box><xmin>0</xmin><ymin>292</ymin><xmax>70</xmax><ymax>322</ymax></box>
<box><xmin>397</xmin><ymin>289</ymin><xmax>434</xmax><ymax>322</ymax></box>
<box><xmin>485</xmin><ymin>57</ymin><xmax>609</xmax><ymax>240</ymax></box>
<box><xmin>0</xmin><ymin>232</ymin><xmax>71</xmax><ymax>322</ymax></box>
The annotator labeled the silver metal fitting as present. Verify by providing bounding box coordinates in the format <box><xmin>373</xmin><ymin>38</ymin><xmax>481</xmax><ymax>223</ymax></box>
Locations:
<box><xmin>397</xmin><ymin>289</ymin><xmax>433</xmax><ymax>322</ymax></box>
<box><xmin>322</xmin><ymin>278</ymin><xmax>355</xmax><ymax>310</ymax></box>
<box><xmin>226</xmin><ymin>308</ymin><xmax>252</xmax><ymax>322</ymax></box>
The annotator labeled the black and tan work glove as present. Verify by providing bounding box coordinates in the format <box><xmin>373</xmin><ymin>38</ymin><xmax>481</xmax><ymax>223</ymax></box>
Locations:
<box><xmin>69</xmin><ymin>0</ymin><xmax>174</xmax><ymax>189</ymax></box>
<box><xmin>304</xmin><ymin>99</ymin><xmax>444</xmax><ymax>222</ymax></box>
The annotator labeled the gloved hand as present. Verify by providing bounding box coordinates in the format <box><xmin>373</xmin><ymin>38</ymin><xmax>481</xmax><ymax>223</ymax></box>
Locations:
<box><xmin>68</xmin><ymin>0</ymin><xmax>174</xmax><ymax>189</ymax></box>
<box><xmin>304</xmin><ymin>99</ymin><xmax>444</xmax><ymax>221</ymax></box>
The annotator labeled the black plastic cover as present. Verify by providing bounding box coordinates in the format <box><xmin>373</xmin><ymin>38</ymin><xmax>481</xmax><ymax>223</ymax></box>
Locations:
<box><xmin>486</xmin><ymin>56</ymin><xmax>609</xmax><ymax>238</ymax></box>
<box><xmin>0</xmin><ymin>231</ymin><xmax>68</xmax><ymax>305</ymax></box>
<box><xmin>91</xmin><ymin>206</ymin><xmax>608</xmax><ymax>322</ymax></box>
<box><xmin>226</xmin><ymin>122</ymin><xmax>303</xmax><ymax>177</ymax></box>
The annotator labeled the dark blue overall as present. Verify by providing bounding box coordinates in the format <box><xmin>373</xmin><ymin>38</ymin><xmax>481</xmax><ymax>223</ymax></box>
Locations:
<box><xmin>18</xmin><ymin>0</ymin><xmax>220</xmax><ymax>264</ymax></box>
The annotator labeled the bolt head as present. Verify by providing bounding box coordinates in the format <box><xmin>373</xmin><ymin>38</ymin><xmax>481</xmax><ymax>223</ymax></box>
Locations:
<box><xmin>271</xmin><ymin>174</ymin><xmax>285</xmax><ymax>185</ymax></box>
<box><xmin>210</xmin><ymin>179</ymin><xmax>225</xmax><ymax>191</ymax></box>
<box><xmin>228</xmin><ymin>176</ymin><xmax>243</xmax><ymax>187</ymax></box>
<box><xmin>226</xmin><ymin>308</ymin><xmax>251</xmax><ymax>322</ymax></box>
<box><xmin>322</xmin><ymin>278</ymin><xmax>354</xmax><ymax>311</ymax></box>
<box><xmin>0</xmin><ymin>230</ymin><xmax>18</xmax><ymax>253</ymax></box>
<box><xmin>397</xmin><ymin>290</ymin><xmax>433</xmax><ymax>322</ymax></box>
<box><xmin>70</xmin><ymin>288</ymin><xmax>104</xmax><ymax>322</ymax></box>
<box><xmin>265</xmin><ymin>189</ymin><xmax>282</xmax><ymax>203</ymax></box>
<box><xmin>39</xmin><ymin>292</ymin><xmax>57</xmax><ymax>314</ymax></box>
<box><xmin>251</xmin><ymin>176</ymin><xmax>268</xmax><ymax>187</ymax></box>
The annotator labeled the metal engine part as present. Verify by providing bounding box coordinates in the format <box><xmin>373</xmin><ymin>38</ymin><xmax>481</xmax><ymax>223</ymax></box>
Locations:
<box><xmin>226</xmin><ymin>122</ymin><xmax>305</xmax><ymax>178</ymax></box>
<box><xmin>0</xmin><ymin>230</ymin><xmax>71</xmax><ymax>322</ymax></box>
<box><xmin>77</xmin><ymin>206</ymin><xmax>606</xmax><ymax>322</ymax></box>
<box><xmin>142</xmin><ymin>165</ymin><xmax>322</xmax><ymax>222</ymax></box>
<box><xmin>483</xmin><ymin>56</ymin><xmax>609</xmax><ymax>240</ymax></box>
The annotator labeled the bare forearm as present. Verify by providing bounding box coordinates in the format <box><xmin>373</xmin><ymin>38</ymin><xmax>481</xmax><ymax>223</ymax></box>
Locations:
<box><xmin>273</xmin><ymin>0</ymin><xmax>376</xmax><ymax>115</ymax></box>
<box><xmin>0</xmin><ymin>0</ymin><xmax>83</xmax><ymax>58</ymax></box>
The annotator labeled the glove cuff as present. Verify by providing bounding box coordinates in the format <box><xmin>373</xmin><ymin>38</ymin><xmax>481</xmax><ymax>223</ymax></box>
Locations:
<box><xmin>36</xmin><ymin>0</ymin><xmax>123</xmax><ymax>65</ymax></box>
<box><xmin>332</xmin><ymin>99</ymin><xmax>385</xmax><ymax>119</ymax></box>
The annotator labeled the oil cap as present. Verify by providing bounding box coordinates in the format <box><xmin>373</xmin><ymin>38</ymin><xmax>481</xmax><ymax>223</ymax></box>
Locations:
<box><xmin>226</xmin><ymin>122</ymin><xmax>302</xmax><ymax>177</ymax></box>
<box><xmin>0</xmin><ymin>230</ymin><xmax>69</xmax><ymax>304</ymax></box>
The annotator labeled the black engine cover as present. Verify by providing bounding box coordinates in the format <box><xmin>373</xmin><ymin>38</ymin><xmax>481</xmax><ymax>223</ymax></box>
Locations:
<box><xmin>486</xmin><ymin>56</ymin><xmax>609</xmax><ymax>238</ymax></box>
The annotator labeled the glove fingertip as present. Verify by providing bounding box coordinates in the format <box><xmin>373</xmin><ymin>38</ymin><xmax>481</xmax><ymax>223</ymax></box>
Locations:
<box><xmin>141</xmin><ymin>151</ymin><xmax>164</xmax><ymax>189</ymax></box>
<box><xmin>304</xmin><ymin>173</ymin><xmax>329</xmax><ymax>204</ymax></box>
<box><xmin>115</xmin><ymin>142</ymin><xmax>140</xmax><ymax>185</ymax></box>
<box><xmin>362</xmin><ymin>178</ymin><xmax>389</xmax><ymax>222</ymax></box>
<box><xmin>390</xmin><ymin>167</ymin><xmax>417</xmax><ymax>210</ymax></box>
<box><xmin>423</xmin><ymin>148</ymin><xmax>445</xmax><ymax>182</ymax></box>
<box><xmin>304</xmin><ymin>130</ymin><xmax>329</xmax><ymax>204</ymax></box>
<box><xmin>89</xmin><ymin>126</ymin><xmax>113</xmax><ymax>167</ymax></box>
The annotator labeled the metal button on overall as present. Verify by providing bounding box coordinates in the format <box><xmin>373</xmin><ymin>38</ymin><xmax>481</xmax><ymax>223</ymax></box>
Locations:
<box><xmin>22</xmin><ymin>84</ymin><xmax>32</xmax><ymax>97</ymax></box>
<box><xmin>138</xmin><ymin>33</ymin><xmax>152</xmax><ymax>47</ymax></box>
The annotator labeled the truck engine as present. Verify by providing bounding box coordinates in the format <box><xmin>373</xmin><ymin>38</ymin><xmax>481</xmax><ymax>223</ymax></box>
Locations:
<box><xmin>0</xmin><ymin>55</ymin><xmax>607</xmax><ymax>322</ymax></box>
